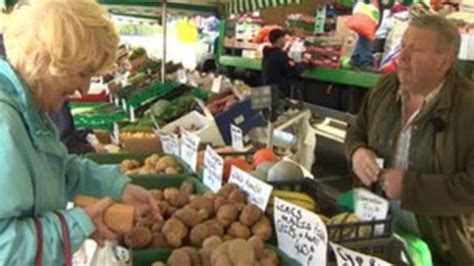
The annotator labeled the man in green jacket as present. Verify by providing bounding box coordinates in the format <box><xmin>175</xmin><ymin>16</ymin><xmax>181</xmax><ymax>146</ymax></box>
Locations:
<box><xmin>345</xmin><ymin>15</ymin><xmax>474</xmax><ymax>264</ymax></box>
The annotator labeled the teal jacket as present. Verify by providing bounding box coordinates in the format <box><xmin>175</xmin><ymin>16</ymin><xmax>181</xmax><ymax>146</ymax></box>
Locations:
<box><xmin>0</xmin><ymin>60</ymin><xmax>131</xmax><ymax>265</ymax></box>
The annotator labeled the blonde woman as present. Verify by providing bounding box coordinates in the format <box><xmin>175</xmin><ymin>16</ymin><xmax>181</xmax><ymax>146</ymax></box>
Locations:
<box><xmin>0</xmin><ymin>0</ymin><xmax>158</xmax><ymax>264</ymax></box>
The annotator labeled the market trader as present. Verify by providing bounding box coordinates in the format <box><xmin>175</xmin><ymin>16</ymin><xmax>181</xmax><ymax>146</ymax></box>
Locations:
<box><xmin>262</xmin><ymin>28</ymin><xmax>306</xmax><ymax>99</ymax></box>
<box><xmin>0</xmin><ymin>0</ymin><xmax>158</xmax><ymax>264</ymax></box>
<box><xmin>345</xmin><ymin>15</ymin><xmax>474</xmax><ymax>265</ymax></box>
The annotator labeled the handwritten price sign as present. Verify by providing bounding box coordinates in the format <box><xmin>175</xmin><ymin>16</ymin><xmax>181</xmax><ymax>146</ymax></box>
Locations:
<box><xmin>274</xmin><ymin>197</ymin><xmax>327</xmax><ymax>266</ymax></box>
<box><xmin>180</xmin><ymin>128</ymin><xmax>200</xmax><ymax>172</ymax></box>
<box><xmin>354</xmin><ymin>188</ymin><xmax>389</xmax><ymax>235</ymax></box>
<box><xmin>330</xmin><ymin>242</ymin><xmax>391</xmax><ymax>266</ymax></box>
<box><xmin>228</xmin><ymin>166</ymin><xmax>273</xmax><ymax>210</ymax></box>
<box><xmin>203</xmin><ymin>145</ymin><xmax>224</xmax><ymax>192</ymax></box>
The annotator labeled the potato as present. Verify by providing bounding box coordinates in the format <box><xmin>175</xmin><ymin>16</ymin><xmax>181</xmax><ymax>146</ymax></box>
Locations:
<box><xmin>165</xmin><ymin>167</ymin><xmax>179</xmax><ymax>175</ymax></box>
<box><xmin>144</xmin><ymin>154</ymin><xmax>160</xmax><ymax>167</ymax></box>
<box><xmin>227</xmin><ymin>239</ymin><xmax>256</xmax><ymax>265</ymax></box>
<box><xmin>120</xmin><ymin>159</ymin><xmax>140</xmax><ymax>172</ymax></box>
<box><xmin>260</xmin><ymin>249</ymin><xmax>279</xmax><ymax>266</ymax></box>
<box><xmin>217</xmin><ymin>204</ymin><xmax>239</xmax><ymax>227</ymax></box>
<box><xmin>239</xmin><ymin>204</ymin><xmax>263</xmax><ymax>226</ymax></box>
<box><xmin>173</xmin><ymin>207</ymin><xmax>208</xmax><ymax>227</ymax></box>
<box><xmin>156</xmin><ymin>201</ymin><xmax>169</xmax><ymax>217</ymax></box>
<box><xmin>124</xmin><ymin>227</ymin><xmax>152</xmax><ymax>249</ymax></box>
<box><xmin>214</xmin><ymin>196</ymin><xmax>227</xmax><ymax>213</ymax></box>
<box><xmin>167</xmin><ymin>249</ymin><xmax>192</xmax><ymax>266</ymax></box>
<box><xmin>180</xmin><ymin>180</ymin><xmax>195</xmax><ymax>195</ymax></box>
<box><xmin>248</xmin><ymin>236</ymin><xmax>265</xmax><ymax>260</ymax></box>
<box><xmin>203</xmin><ymin>219</ymin><xmax>225</xmax><ymax>237</ymax></box>
<box><xmin>162</xmin><ymin>218</ymin><xmax>188</xmax><ymax>248</ymax></box>
<box><xmin>164</xmin><ymin>188</ymin><xmax>189</xmax><ymax>207</ymax></box>
<box><xmin>189</xmin><ymin>195</ymin><xmax>214</xmax><ymax>217</ymax></box>
<box><xmin>180</xmin><ymin>247</ymin><xmax>202</xmax><ymax>266</ymax></box>
<box><xmin>151</xmin><ymin>262</ymin><xmax>166</xmax><ymax>266</ymax></box>
<box><xmin>228</xmin><ymin>189</ymin><xmax>246</xmax><ymax>204</ymax></box>
<box><xmin>228</xmin><ymin>222</ymin><xmax>251</xmax><ymax>239</ymax></box>
<box><xmin>201</xmin><ymin>235</ymin><xmax>223</xmax><ymax>259</ymax></box>
<box><xmin>210</xmin><ymin>242</ymin><xmax>231</xmax><ymax>265</ymax></box>
<box><xmin>151</xmin><ymin>219</ymin><xmax>165</xmax><ymax>233</ymax></box>
<box><xmin>190</xmin><ymin>223</ymin><xmax>210</xmax><ymax>246</ymax></box>
<box><xmin>150</xmin><ymin>233</ymin><xmax>168</xmax><ymax>248</ymax></box>
<box><xmin>150</xmin><ymin>189</ymin><xmax>164</xmax><ymax>201</ymax></box>
<box><xmin>222</xmin><ymin>234</ymin><xmax>234</xmax><ymax>242</ymax></box>
<box><xmin>157</xmin><ymin>155</ymin><xmax>178</xmax><ymax>171</ymax></box>
<box><xmin>252</xmin><ymin>216</ymin><xmax>272</xmax><ymax>241</ymax></box>
<box><xmin>217</xmin><ymin>183</ymin><xmax>239</xmax><ymax>198</ymax></box>
<box><xmin>214</xmin><ymin>254</ymin><xmax>233</xmax><ymax>266</ymax></box>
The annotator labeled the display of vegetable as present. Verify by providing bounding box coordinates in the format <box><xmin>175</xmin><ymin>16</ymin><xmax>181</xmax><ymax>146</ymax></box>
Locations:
<box><xmin>121</xmin><ymin>154</ymin><xmax>183</xmax><ymax>176</ymax></box>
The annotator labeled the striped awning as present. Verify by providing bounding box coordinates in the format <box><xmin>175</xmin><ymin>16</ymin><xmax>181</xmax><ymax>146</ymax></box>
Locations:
<box><xmin>226</xmin><ymin>0</ymin><xmax>302</xmax><ymax>15</ymax></box>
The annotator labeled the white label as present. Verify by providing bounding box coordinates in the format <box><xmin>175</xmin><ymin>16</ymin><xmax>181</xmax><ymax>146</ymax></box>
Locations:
<box><xmin>178</xmin><ymin>69</ymin><xmax>187</xmax><ymax>84</ymax></box>
<box><xmin>121</xmin><ymin>99</ymin><xmax>127</xmax><ymax>112</ymax></box>
<box><xmin>211</xmin><ymin>75</ymin><xmax>223</xmax><ymax>93</ymax></box>
<box><xmin>114</xmin><ymin>97</ymin><xmax>120</xmax><ymax>106</ymax></box>
<box><xmin>354</xmin><ymin>188</ymin><xmax>389</xmax><ymax>235</ymax></box>
<box><xmin>159</xmin><ymin>132</ymin><xmax>180</xmax><ymax>157</ymax></box>
<box><xmin>231</xmin><ymin>124</ymin><xmax>245</xmax><ymax>151</ymax></box>
<box><xmin>112</xmin><ymin>123</ymin><xmax>120</xmax><ymax>145</ymax></box>
<box><xmin>330</xmin><ymin>242</ymin><xmax>392</xmax><ymax>266</ymax></box>
<box><xmin>203</xmin><ymin>145</ymin><xmax>224</xmax><ymax>192</ymax></box>
<box><xmin>376</xmin><ymin>158</ymin><xmax>384</xmax><ymax>169</ymax></box>
<box><xmin>180</xmin><ymin>128</ymin><xmax>200</xmax><ymax>172</ymax></box>
<box><xmin>228</xmin><ymin>166</ymin><xmax>273</xmax><ymax>210</ymax></box>
<box><xmin>274</xmin><ymin>197</ymin><xmax>327</xmax><ymax>266</ymax></box>
<box><xmin>130</xmin><ymin>106</ymin><xmax>136</xmax><ymax>122</ymax></box>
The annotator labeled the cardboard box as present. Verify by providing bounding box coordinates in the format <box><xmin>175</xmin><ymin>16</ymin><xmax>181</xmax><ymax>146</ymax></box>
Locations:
<box><xmin>336</xmin><ymin>16</ymin><xmax>354</xmax><ymax>36</ymax></box>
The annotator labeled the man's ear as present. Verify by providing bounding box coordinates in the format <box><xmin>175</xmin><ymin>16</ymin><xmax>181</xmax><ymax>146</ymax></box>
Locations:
<box><xmin>440</xmin><ymin>51</ymin><xmax>456</xmax><ymax>73</ymax></box>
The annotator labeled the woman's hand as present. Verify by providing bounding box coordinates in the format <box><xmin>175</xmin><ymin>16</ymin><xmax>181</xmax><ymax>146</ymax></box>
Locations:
<box><xmin>121</xmin><ymin>184</ymin><xmax>160</xmax><ymax>215</ymax></box>
<box><xmin>82</xmin><ymin>198</ymin><xmax>117</xmax><ymax>247</ymax></box>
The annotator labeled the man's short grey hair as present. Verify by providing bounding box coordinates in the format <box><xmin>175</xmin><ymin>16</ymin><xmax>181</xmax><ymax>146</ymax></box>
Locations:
<box><xmin>409</xmin><ymin>15</ymin><xmax>460</xmax><ymax>56</ymax></box>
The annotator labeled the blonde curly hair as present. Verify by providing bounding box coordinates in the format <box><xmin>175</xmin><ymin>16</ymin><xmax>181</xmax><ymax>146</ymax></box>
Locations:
<box><xmin>4</xmin><ymin>0</ymin><xmax>118</xmax><ymax>105</ymax></box>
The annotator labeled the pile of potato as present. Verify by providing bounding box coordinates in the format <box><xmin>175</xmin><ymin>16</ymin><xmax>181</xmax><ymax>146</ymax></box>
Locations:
<box><xmin>120</xmin><ymin>154</ymin><xmax>182</xmax><ymax>175</ymax></box>
<box><xmin>123</xmin><ymin>182</ymin><xmax>275</xmax><ymax>264</ymax></box>
<box><xmin>152</xmin><ymin>236</ymin><xmax>280</xmax><ymax>266</ymax></box>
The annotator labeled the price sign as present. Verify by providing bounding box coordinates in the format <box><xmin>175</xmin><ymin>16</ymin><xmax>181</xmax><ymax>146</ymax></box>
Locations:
<box><xmin>354</xmin><ymin>188</ymin><xmax>389</xmax><ymax>235</ymax></box>
<box><xmin>274</xmin><ymin>197</ymin><xmax>327</xmax><ymax>266</ymax></box>
<box><xmin>114</xmin><ymin>97</ymin><xmax>120</xmax><ymax>107</ymax></box>
<box><xmin>211</xmin><ymin>75</ymin><xmax>223</xmax><ymax>93</ymax></box>
<box><xmin>129</xmin><ymin>106</ymin><xmax>136</xmax><ymax>122</ymax></box>
<box><xmin>228</xmin><ymin>166</ymin><xmax>273</xmax><ymax>210</ymax></box>
<box><xmin>180</xmin><ymin>128</ymin><xmax>200</xmax><ymax>172</ymax></box>
<box><xmin>178</xmin><ymin>69</ymin><xmax>187</xmax><ymax>84</ymax></box>
<box><xmin>159</xmin><ymin>132</ymin><xmax>180</xmax><ymax>157</ymax></box>
<box><xmin>203</xmin><ymin>145</ymin><xmax>224</xmax><ymax>192</ymax></box>
<box><xmin>330</xmin><ymin>242</ymin><xmax>391</xmax><ymax>266</ymax></box>
<box><xmin>231</xmin><ymin>124</ymin><xmax>244</xmax><ymax>151</ymax></box>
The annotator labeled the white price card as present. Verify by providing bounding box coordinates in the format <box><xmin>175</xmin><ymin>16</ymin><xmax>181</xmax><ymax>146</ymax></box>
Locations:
<box><xmin>203</xmin><ymin>145</ymin><xmax>224</xmax><ymax>192</ymax></box>
<box><xmin>158</xmin><ymin>132</ymin><xmax>180</xmax><ymax>157</ymax></box>
<box><xmin>180</xmin><ymin>128</ymin><xmax>200</xmax><ymax>172</ymax></box>
<box><xmin>274</xmin><ymin>197</ymin><xmax>327</xmax><ymax>266</ymax></box>
<box><xmin>114</xmin><ymin>97</ymin><xmax>120</xmax><ymax>106</ymax></box>
<box><xmin>211</xmin><ymin>75</ymin><xmax>223</xmax><ymax>93</ymax></box>
<box><xmin>177</xmin><ymin>69</ymin><xmax>187</xmax><ymax>84</ymax></box>
<box><xmin>229</xmin><ymin>166</ymin><xmax>273</xmax><ymax>211</ymax></box>
<box><xmin>231</xmin><ymin>124</ymin><xmax>245</xmax><ymax>151</ymax></box>
<box><xmin>330</xmin><ymin>242</ymin><xmax>391</xmax><ymax>266</ymax></box>
<box><xmin>112</xmin><ymin>123</ymin><xmax>120</xmax><ymax>145</ymax></box>
<box><xmin>354</xmin><ymin>188</ymin><xmax>389</xmax><ymax>235</ymax></box>
<box><xmin>129</xmin><ymin>106</ymin><xmax>136</xmax><ymax>122</ymax></box>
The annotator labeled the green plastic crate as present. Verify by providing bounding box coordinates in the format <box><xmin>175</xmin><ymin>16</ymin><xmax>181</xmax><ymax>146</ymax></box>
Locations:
<box><xmin>131</xmin><ymin>244</ymin><xmax>300</xmax><ymax>266</ymax></box>
<box><xmin>129</xmin><ymin>176</ymin><xmax>208</xmax><ymax>195</ymax></box>
<box><xmin>85</xmin><ymin>152</ymin><xmax>195</xmax><ymax>178</ymax></box>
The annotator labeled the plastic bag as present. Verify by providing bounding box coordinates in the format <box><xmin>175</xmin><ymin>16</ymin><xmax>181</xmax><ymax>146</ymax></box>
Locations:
<box><xmin>346</xmin><ymin>0</ymin><xmax>380</xmax><ymax>40</ymax></box>
<box><xmin>90</xmin><ymin>241</ymin><xmax>130</xmax><ymax>266</ymax></box>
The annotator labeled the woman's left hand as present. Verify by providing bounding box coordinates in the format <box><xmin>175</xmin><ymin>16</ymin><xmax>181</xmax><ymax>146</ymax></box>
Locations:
<box><xmin>121</xmin><ymin>184</ymin><xmax>160</xmax><ymax>214</ymax></box>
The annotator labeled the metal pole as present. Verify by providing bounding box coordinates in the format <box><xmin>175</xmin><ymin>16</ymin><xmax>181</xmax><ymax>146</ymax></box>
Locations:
<box><xmin>161</xmin><ymin>0</ymin><xmax>167</xmax><ymax>83</ymax></box>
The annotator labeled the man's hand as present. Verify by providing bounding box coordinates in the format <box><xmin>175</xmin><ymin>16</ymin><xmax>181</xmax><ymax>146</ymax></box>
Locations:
<box><xmin>352</xmin><ymin>147</ymin><xmax>380</xmax><ymax>186</ymax></box>
<box><xmin>380</xmin><ymin>169</ymin><xmax>405</xmax><ymax>199</ymax></box>
<box><xmin>82</xmin><ymin>198</ymin><xmax>117</xmax><ymax>247</ymax></box>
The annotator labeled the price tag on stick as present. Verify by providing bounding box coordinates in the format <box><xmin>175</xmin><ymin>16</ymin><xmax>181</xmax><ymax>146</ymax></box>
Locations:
<box><xmin>228</xmin><ymin>166</ymin><xmax>273</xmax><ymax>210</ymax></box>
<box><xmin>354</xmin><ymin>188</ymin><xmax>389</xmax><ymax>235</ymax></box>
<box><xmin>231</xmin><ymin>124</ymin><xmax>245</xmax><ymax>151</ymax></box>
<box><xmin>159</xmin><ymin>132</ymin><xmax>180</xmax><ymax>157</ymax></box>
<box><xmin>180</xmin><ymin>128</ymin><xmax>200</xmax><ymax>172</ymax></box>
<box><xmin>274</xmin><ymin>197</ymin><xmax>328</xmax><ymax>266</ymax></box>
<box><xmin>203</xmin><ymin>145</ymin><xmax>224</xmax><ymax>192</ymax></box>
